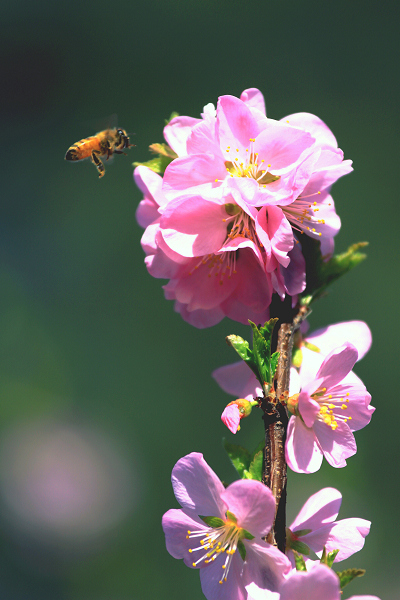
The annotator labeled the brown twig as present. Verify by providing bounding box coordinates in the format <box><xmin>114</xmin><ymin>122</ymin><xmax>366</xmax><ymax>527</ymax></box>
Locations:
<box><xmin>262</xmin><ymin>304</ymin><xmax>310</xmax><ymax>552</ymax></box>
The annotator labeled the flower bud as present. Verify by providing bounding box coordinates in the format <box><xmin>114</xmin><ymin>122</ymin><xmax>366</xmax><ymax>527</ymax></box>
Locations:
<box><xmin>221</xmin><ymin>399</ymin><xmax>258</xmax><ymax>434</ymax></box>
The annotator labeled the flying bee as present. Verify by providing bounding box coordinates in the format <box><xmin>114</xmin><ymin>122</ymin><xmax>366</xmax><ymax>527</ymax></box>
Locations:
<box><xmin>65</xmin><ymin>128</ymin><xmax>133</xmax><ymax>178</ymax></box>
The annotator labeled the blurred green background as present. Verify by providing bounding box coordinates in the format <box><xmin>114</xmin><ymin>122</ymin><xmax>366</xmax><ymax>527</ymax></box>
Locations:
<box><xmin>0</xmin><ymin>1</ymin><xmax>399</xmax><ymax>598</ymax></box>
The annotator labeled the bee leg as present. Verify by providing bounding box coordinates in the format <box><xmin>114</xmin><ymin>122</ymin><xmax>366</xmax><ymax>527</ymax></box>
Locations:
<box><xmin>105</xmin><ymin>141</ymin><xmax>112</xmax><ymax>161</ymax></box>
<box><xmin>91</xmin><ymin>150</ymin><xmax>105</xmax><ymax>178</ymax></box>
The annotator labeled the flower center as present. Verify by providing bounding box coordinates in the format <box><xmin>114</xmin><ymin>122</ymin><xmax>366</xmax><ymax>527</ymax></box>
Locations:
<box><xmin>224</xmin><ymin>139</ymin><xmax>280</xmax><ymax>187</ymax></box>
<box><xmin>311</xmin><ymin>388</ymin><xmax>352</xmax><ymax>430</ymax></box>
<box><xmin>186</xmin><ymin>514</ymin><xmax>247</xmax><ymax>585</ymax></box>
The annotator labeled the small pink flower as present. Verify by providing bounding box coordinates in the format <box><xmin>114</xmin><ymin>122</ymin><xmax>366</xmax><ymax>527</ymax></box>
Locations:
<box><xmin>286</xmin><ymin>343</ymin><xmax>374</xmax><ymax>473</ymax></box>
<box><xmin>286</xmin><ymin>487</ymin><xmax>370</xmax><ymax>564</ymax></box>
<box><xmin>162</xmin><ymin>453</ymin><xmax>291</xmax><ymax>600</ymax></box>
<box><xmin>221</xmin><ymin>404</ymin><xmax>241</xmax><ymax>434</ymax></box>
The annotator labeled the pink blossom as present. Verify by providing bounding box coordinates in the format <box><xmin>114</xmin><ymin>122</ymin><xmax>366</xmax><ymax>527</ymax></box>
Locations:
<box><xmin>135</xmin><ymin>88</ymin><xmax>352</xmax><ymax>327</ymax></box>
<box><xmin>287</xmin><ymin>487</ymin><xmax>370</xmax><ymax>564</ymax></box>
<box><xmin>162</xmin><ymin>453</ymin><xmax>291</xmax><ymax>600</ymax></box>
<box><xmin>286</xmin><ymin>343</ymin><xmax>374</xmax><ymax>473</ymax></box>
<box><xmin>247</xmin><ymin>563</ymin><xmax>380</xmax><ymax>600</ymax></box>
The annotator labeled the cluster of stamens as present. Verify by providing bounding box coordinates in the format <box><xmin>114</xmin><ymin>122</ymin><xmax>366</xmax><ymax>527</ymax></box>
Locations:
<box><xmin>186</xmin><ymin>519</ymin><xmax>243</xmax><ymax>585</ymax></box>
<box><xmin>283</xmin><ymin>195</ymin><xmax>327</xmax><ymax>239</ymax></box>
<box><xmin>311</xmin><ymin>387</ymin><xmax>352</xmax><ymax>430</ymax></box>
<box><xmin>221</xmin><ymin>139</ymin><xmax>279</xmax><ymax>187</ymax></box>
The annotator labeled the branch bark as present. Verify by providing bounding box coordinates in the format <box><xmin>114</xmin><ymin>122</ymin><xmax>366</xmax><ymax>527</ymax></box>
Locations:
<box><xmin>262</xmin><ymin>305</ymin><xmax>310</xmax><ymax>552</ymax></box>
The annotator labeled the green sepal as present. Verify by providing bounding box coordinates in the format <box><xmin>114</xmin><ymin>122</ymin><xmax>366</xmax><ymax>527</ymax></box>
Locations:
<box><xmin>320</xmin><ymin>547</ymin><xmax>340</xmax><ymax>568</ymax></box>
<box><xmin>238</xmin><ymin>540</ymin><xmax>246</xmax><ymax>561</ymax></box>
<box><xmin>165</xmin><ymin>111</ymin><xmax>179</xmax><ymax>125</ymax></box>
<box><xmin>200</xmin><ymin>516</ymin><xmax>224</xmax><ymax>528</ymax></box>
<box><xmin>226</xmin><ymin>511</ymin><xmax>237</xmax><ymax>523</ymax></box>
<box><xmin>290</xmin><ymin>540</ymin><xmax>311</xmax><ymax>555</ymax></box>
<box><xmin>300</xmin><ymin>236</ymin><xmax>368</xmax><ymax>305</ymax></box>
<box><xmin>293</xmin><ymin>551</ymin><xmax>307</xmax><ymax>571</ymax></box>
<box><xmin>248</xmin><ymin>450</ymin><xmax>263</xmax><ymax>481</ymax></box>
<box><xmin>292</xmin><ymin>346</ymin><xmax>303</xmax><ymax>368</ymax></box>
<box><xmin>336</xmin><ymin>568</ymin><xmax>365</xmax><ymax>589</ymax></box>
<box><xmin>292</xmin><ymin>528</ymin><xmax>311</xmax><ymax>537</ymax></box>
<box><xmin>242</xmin><ymin>529</ymin><xmax>255</xmax><ymax>541</ymax></box>
<box><xmin>303</xmin><ymin>341</ymin><xmax>320</xmax><ymax>353</ymax></box>
<box><xmin>223</xmin><ymin>440</ymin><xmax>251</xmax><ymax>478</ymax></box>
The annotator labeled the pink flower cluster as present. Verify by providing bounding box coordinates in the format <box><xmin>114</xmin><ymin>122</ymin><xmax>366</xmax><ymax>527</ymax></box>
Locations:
<box><xmin>214</xmin><ymin>321</ymin><xmax>374</xmax><ymax>473</ymax></box>
<box><xmin>163</xmin><ymin>454</ymin><xmax>377</xmax><ymax>600</ymax></box>
<box><xmin>135</xmin><ymin>88</ymin><xmax>352</xmax><ymax>328</ymax></box>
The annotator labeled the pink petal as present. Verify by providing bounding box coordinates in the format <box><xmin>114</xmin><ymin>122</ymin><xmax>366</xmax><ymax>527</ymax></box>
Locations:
<box><xmin>281</xmin><ymin>112</ymin><xmax>338</xmax><ymax>149</ymax></box>
<box><xmin>285</xmin><ymin>417</ymin><xmax>323</xmax><ymax>474</ymax></box>
<box><xmin>254</xmin><ymin>121</ymin><xmax>316</xmax><ymax>173</ymax></box>
<box><xmin>290</xmin><ymin>487</ymin><xmax>342</xmax><ymax>532</ymax></box>
<box><xmin>279</xmin><ymin>563</ymin><xmax>340</xmax><ymax>600</ymax></box>
<box><xmin>316</xmin><ymin>343</ymin><xmax>359</xmax><ymax>390</ymax></box>
<box><xmin>298</xmin><ymin>390</ymin><xmax>321</xmax><ymax>428</ymax></box>
<box><xmin>221</xmin><ymin>480</ymin><xmax>275</xmax><ymax>537</ymax></box>
<box><xmin>134</xmin><ymin>165</ymin><xmax>167</xmax><ymax>206</ymax></box>
<box><xmin>160</xmin><ymin>195</ymin><xmax>227</xmax><ymax>257</ymax></box>
<box><xmin>136</xmin><ymin>199</ymin><xmax>160</xmax><ymax>229</ymax></box>
<box><xmin>187</xmin><ymin>118</ymin><xmax>221</xmax><ymax>157</ymax></box>
<box><xmin>217</xmin><ymin>95</ymin><xmax>261</xmax><ymax>154</ymax></box>
<box><xmin>164</xmin><ymin>115</ymin><xmax>201</xmax><ymax>156</ymax></box>
<box><xmin>200</xmin><ymin>552</ymin><xmax>247</xmax><ymax>600</ymax></box>
<box><xmin>243</xmin><ymin>541</ymin><xmax>291</xmax><ymax>594</ymax></box>
<box><xmin>313</xmin><ymin>420</ymin><xmax>357</xmax><ymax>468</ymax></box>
<box><xmin>174</xmin><ymin>301</ymin><xmax>225</xmax><ymax>328</ymax></box>
<box><xmin>162</xmin><ymin>507</ymin><xmax>208</xmax><ymax>565</ymax></box>
<box><xmin>306</xmin><ymin>321</ymin><xmax>372</xmax><ymax>362</ymax></box>
<box><xmin>171</xmin><ymin>453</ymin><xmax>227</xmax><ymax>517</ymax></box>
<box><xmin>163</xmin><ymin>153</ymin><xmax>226</xmax><ymax>200</ymax></box>
<box><xmin>212</xmin><ymin>361</ymin><xmax>260</xmax><ymax>400</ymax></box>
<box><xmin>305</xmin><ymin>517</ymin><xmax>370</xmax><ymax>561</ymax></box>
<box><xmin>328</xmin><ymin>383</ymin><xmax>373</xmax><ymax>432</ymax></box>
<box><xmin>256</xmin><ymin>206</ymin><xmax>293</xmax><ymax>268</ymax></box>
<box><xmin>240</xmin><ymin>88</ymin><xmax>266</xmax><ymax>116</ymax></box>
<box><xmin>221</xmin><ymin>404</ymin><xmax>241</xmax><ymax>433</ymax></box>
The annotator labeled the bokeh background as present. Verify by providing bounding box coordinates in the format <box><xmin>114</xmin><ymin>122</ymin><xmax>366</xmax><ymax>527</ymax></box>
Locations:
<box><xmin>1</xmin><ymin>1</ymin><xmax>399</xmax><ymax>598</ymax></box>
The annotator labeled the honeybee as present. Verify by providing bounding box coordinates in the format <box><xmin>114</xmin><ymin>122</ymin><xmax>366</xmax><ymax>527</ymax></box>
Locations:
<box><xmin>65</xmin><ymin>128</ymin><xmax>133</xmax><ymax>178</ymax></box>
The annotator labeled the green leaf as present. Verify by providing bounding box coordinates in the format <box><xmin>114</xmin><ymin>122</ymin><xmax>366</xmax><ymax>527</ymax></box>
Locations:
<box><xmin>300</xmin><ymin>236</ymin><xmax>368</xmax><ymax>305</ymax></box>
<box><xmin>148</xmin><ymin>142</ymin><xmax>177</xmax><ymax>159</ymax></box>
<box><xmin>270</xmin><ymin>351</ymin><xmax>280</xmax><ymax>379</ymax></box>
<box><xmin>293</xmin><ymin>551</ymin><xmax>307</xmax><ymax>571</ymax></box>
<box><xmin>248</xmin><ymin>450</ymin><xmax>263</xmax><ymax>481</ymax></box>
<box><xmin>132</xmin><ymin>154</ymin><xmax>174</xmax><ymax>175</ymax></box>
<box><xmin>336</xmin><ymin>568</ymin><xmax>365</xmax><ymax>589</ymax></box>
<box><xmin>223</xmin><ymin>440</ymin><xmax>251</xmax><ymax>477</ymax></box>
<box><xmin>237</xmin><ymin>540</ymin><xmax>246</xmax><ymax>561</ymax></box>
<box><xmin>250</xmin><ymin>439</ymin><xmax>265</xmax><ymax>461</ymax></box>
<box><xmin>225</xmin><ymin>335</ymin><xmax>259</xmax><ymax>380</ymax></box>
<box><xmin>200</xmin><ymin>516</ymin><xmax>224</xmax><ymax>528</ymax></box>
